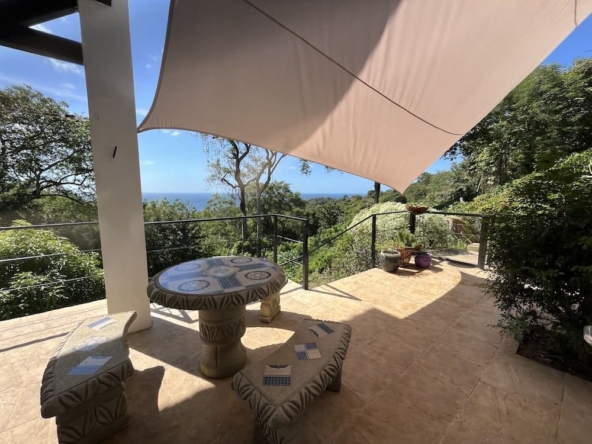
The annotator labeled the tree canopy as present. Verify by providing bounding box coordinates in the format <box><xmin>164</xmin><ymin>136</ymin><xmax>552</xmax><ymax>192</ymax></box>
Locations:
<box><xmin>0</xmin><ymin>86</ymin><xmax>95</xmax><ymax>223</ymax></box>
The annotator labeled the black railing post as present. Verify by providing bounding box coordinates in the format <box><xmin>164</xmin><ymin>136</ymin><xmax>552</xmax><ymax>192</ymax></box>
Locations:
<box><xmin>302</xmin><ymin>220</ymin><xmax>309</xmax><ymax>290</ymax></box>
<box><xmin>409</xmin><ymin>213</ymin><xmax>416</xmax><ymax>234</ymax></box>
<box><xmin>256</xmin><ymin>215</ymin><xmax>262</xmax><ymax>258</ymax></box>
<box><xmin>478</xmin><ymin>216</ymin><xmax>489</xmax><ymax>269</ymax></box>
<box><xmin>273</xmin><ymin>215</ymin><xmax>278</xmax><ymax>263</ymax></box>
<box><xmin>371</xmin><ymin>214</ymin><xmax>377</xmax><ymax>268</ymax></box>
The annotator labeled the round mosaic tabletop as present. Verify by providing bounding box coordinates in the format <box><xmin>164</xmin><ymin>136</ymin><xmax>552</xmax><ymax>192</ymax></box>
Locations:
<box><xmin>147</xmin><ymin>256</ymin><xmax>287</xmax><ymax>311</ymax></box>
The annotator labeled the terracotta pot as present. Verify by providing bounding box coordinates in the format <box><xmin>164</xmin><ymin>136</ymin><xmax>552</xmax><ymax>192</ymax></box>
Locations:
<box><xmin>379</xmin><ymin>250</ymin><xmax>401</xmax><ymax>273</ymax></box>
<box><xmin>397</xmin><ymin>248</ymin><xmax>414</xmax><ymax>267</ymax></box>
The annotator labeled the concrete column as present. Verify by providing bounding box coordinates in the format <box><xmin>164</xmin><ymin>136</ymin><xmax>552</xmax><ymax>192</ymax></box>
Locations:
<box><xmin>78</xmin><ymin>0</ymin><xmax>151</xmax><ymax>331</ymax></box>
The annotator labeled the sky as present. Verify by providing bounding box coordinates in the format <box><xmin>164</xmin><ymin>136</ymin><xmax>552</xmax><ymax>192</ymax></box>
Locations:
<box><xmin>1</xmin><ymin>1</ymin><xmax>591</xmax><ymax>195</ymax></box>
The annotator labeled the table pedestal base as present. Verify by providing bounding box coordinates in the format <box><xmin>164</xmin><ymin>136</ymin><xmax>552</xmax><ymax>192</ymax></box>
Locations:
<box><xmin>198</xmin><ymin>305</ymin><xmax>247</xmax><ymax>378</ymax></box>
<box><xmin>260</xmin><ymin>292</ymin><xmax>281</xmax><ymax>323</ymax></box>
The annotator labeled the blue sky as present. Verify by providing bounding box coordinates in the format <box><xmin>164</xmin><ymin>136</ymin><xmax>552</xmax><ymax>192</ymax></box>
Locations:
<box><xmin>1</xmin><ymin>2</ymin><xmax>591</xmax><ymax>195</ymax></box>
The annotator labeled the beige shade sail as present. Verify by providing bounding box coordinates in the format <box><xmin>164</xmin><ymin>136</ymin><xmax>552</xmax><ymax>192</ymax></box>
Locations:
<box><xmin>140</xmin><ymin>0</ymin><xmax>591</xmax><ymax>192</ymax></box>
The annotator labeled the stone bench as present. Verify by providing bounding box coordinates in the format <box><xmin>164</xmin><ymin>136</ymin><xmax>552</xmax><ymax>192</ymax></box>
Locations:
<box><xmin>40</xmin><ymin>311</ymin><xmax>136</xmax><ymax>444</ymax></box>
<box><xmin>232</xmin><ymin>319</ymin><xmax>352</xmax><ymax>444</ymax></box>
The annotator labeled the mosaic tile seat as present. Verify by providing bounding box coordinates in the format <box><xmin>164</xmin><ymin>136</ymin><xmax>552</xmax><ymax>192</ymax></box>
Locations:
<box><xmin>232</xmin><ymin>319</ymin><xmax>352</xmax><ymax>444</ymax></box>
<box><xmin>40</xmin><ymin>312</ymin><xmax>136</xmax><ymax>444</ymax></box>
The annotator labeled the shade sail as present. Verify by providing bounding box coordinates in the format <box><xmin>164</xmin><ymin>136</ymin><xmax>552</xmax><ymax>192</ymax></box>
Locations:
<box><xmin>140</xmin><ymin>0</ymin><xmax>592</xmax><ymax>192</ymax></box>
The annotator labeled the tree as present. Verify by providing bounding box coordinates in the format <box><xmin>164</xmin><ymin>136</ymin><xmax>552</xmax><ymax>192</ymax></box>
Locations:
<box><xmin>373</xmin><ymin>182</ymin><xmax>380</xmax><ymax>204</ymax></box>
<box><xmin>202</xmin><ymin>135</ymin><xmax>324</xmax><ymax>247</ymax></box>
<box><xmin>143</xmin><ymin>199</ymin><xmax>213</xmax><ymax>276</ymax></box>
<box><xmin>247</xmin><ymin>181</ymin><xmax>306</xmax><ymax>240</ymax></box>
<box><xmin>487</xmin><ymin>149</ymin><xmax>592</xmax><ymax>359</ymax></box>
<box><xmin>201</xmin><ymin>194</ymin><xmax>243</xmax><ymax>255</ymax></box>
<box><xmin>445</xmin><ymin>60</ymin><xmax>592</xmax><ymax>194</ymax></box>
<box><xmin>203</xmin><ymin>136</ymin><xmax>283</xmax><ymax>241</ymax></box>
<box><xmin>0</xmin><ymin>86</ymin><xmax>95</xmax><ymax>223</ymax></box>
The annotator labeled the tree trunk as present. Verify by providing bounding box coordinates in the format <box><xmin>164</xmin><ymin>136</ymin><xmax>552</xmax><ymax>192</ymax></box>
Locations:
<box><xmin>374</xmin><ymin>182</ymin><xmax>381</xmax><ymax>204</ymax></box>
<box><xmin>238</xmin><ymin>186</ymin><xmax>248</xmax><ymax>243</ymax></box>
<box><xmin>256</xmin><ymin>183</ymin><xmax>262</xmax><ymax>257</ymax></box>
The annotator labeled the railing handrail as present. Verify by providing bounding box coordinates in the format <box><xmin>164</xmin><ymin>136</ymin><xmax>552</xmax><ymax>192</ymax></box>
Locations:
<box><xmin>0</xmin><ymin>213</ymin><xmax>309</xmax><ymax>232</ymax></box>
<box><xmin>0</xmin><ymin>208</ymin><xmax>489</xmax><ymax>296</ymax></box>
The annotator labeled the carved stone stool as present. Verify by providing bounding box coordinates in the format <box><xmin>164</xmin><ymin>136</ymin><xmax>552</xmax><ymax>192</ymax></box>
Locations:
<box><xmin>260</xmin><ymin>291</ymin><xmax>281</xmax><ymax>323</ymax></box>
<box><xmin>232</xmin><ymin>319</ymin><xmax>352</xmax><ymax>444</ymax></box>
<box><xmin>40</xmin><ymin>312</ymin><xmax>136</xmax><ymax>444</ymax></box>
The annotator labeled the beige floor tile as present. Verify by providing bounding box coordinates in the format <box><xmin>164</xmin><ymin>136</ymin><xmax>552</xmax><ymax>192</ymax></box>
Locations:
<box><xmin>342</xmin><ymin>349</ymin><xmax>402</xmax><ymax>400</ymax></box>
<box><xmin>375</xmin><ymin>296</ymin><xmax>425</xmax><ymax>319</ymax></box>
<box><xmin>278</xmin><ymin>295</ymin><xmax>313</xmax><ymax>314</ymax></box>
<box><xmin>356</xmin><ymin>397</ymin><xmax>448</xmax><ymax>444</ymax></box>
<box><xmin>416</xmin><ymin>345</ymin><xmax>486</xmax><ymax>394</ymax></box>
<box><xmin>499</xmin><ymin>391</ymin><xmax>559</xmax><ymax>444</ymax></box>
<box><xmin>439</xmin><ymin>285</ymin><xmax>484</xmax><ymax>310</ymax></box>
<box><xmin>331</xmin><ymin>423</ymin><xmax>373</xmax><ymax>444</ymax></box>
<box><xmin>444</xmin><ymin>382</ymin><xmax>559</xmax><ymax>444</ymax></box>
<box><xmin>557</xmin><ymin>375</ymin><xmax>592</xmax><ymax>444</ymax></box>
<box><xmin>480</xmin><ymin>357</ymin><xmax>564</xmax><ymax>417</ymax></box>
<box><xmin>299</xmin><ymin>303</ymin><xmax>352</xmax><ymax>323</ymax></box>
<box><xmin>0</xmin><ymin>388</ymin><xmax>19</xmax><ymax>432</ymax></box>
<box><xmin>438</xmin><ymin>329</ymin><xmax>498</xmax><ymax>364</ymax></box>
<box><xmin>396</xmin><ymin>286</ymin><xmax>443</xmax><ymax>304</ymax></box>
<box><xmin>365</xmin><ymin>329</ymin><xmax>423</xmax><ymax>371</ymax></box>
<box><xmin>0</xmin><ymin>363</ymin><xmax>24</xmax><ymax>395</ymax></box>
<box><xmin>242</xmin><ymin>326</ymin><xmax>295</xmax><ymax>351</ymax></box>
<box><xmin>6</xmin><ymin>383</ymin><xmax>42</xmax><ymax>430</ymax></box>
<box><xmin>446</xmin><ymin>382</ymin><xmax>504</xmax><ymax>436</ymax></box>
<box><xmin>441</xmin><ymin>422</ymin><xmax>506</xmax><ymax>444</ymax></box>
<box><xmin>387</xmin><ymin>364</ymin><xmax>469</xmax><ymax>422</ymax></box>
<box><xmin>301</xmin><ymin>384</ymin><xmax>367</xmax><ymax>442</ymax></box>
<box><xmin>386</xmin><ymin>319</ymin><xmax>443</xmax><ymax>351</ymax></box>
<box><xmin>451</xmin><ymin>316</ymin><xmax>503</xmax><ymax>346</ymax></box>
<box><xmin>0</xmin><ymin>263</ymin><xmax>582</xmax><ymax>444</ymax></box>
<box><xmin>0</xmin><ymin>417</ymin><xmax>55</xmax><ymax>444</ymax></box>
<box><xmin>285</xmin><ymin>291</ymin><xmax>323</xmax><ymax>309</ymax></box>
<box><xmin>405</xmin><ymin>300</ymin><xmax>467</xmax><ymax>332</ymax></box>
<box><xmin>357</xmin><ymin>304</ymin><xmax>403</xmax><ymax>326</ymax></box>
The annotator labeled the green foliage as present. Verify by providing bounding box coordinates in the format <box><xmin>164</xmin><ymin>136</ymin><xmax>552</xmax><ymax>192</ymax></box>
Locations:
<box><xmin>25</xmin><ymin>196</ymin><xmax>100</xmax><ymax>251</ymax></box>
<box><xmin>0</xmin><ymin>86</ymin><xmax>95</xmax><ymax>224</ymax></box>
<box><xmin>446</xmin><ymin>60</ymin><xmax>592</xmax><ymax>200</ymax></box>
<box><xmin>449</xmin><ymin>187</ymin><xmax>512</xmax><ymax>215</ymax></box>
<box><xmin>378</xmin><ymin>231</ymin><xmax>420</xmax><ymax>251</ymax></box>
<box><xmin>143</xmin><ymin>199</ymin><xmax>213</xmax><ymax>276</ymax></box>
<box><xmin>404</xmin><ymin>171</ymin><xmax>463</xmax><ymax>208</ymax></box>
<box><xmin>486</xmin><ymin>150</ymin><xmax>592</xmax><ymax>357</ymax></box>
<box><xmin>0</xmin><ymin>221</ymin><xmax>104</xmax><ymax>320</ymax></box>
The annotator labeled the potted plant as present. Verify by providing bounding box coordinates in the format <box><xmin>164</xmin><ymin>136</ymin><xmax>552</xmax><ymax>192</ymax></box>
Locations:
<box><xmin>414</xmin><ymin>251</ymin><xmax>432</xmax><ymax>269</ymax></box>
<box><xmin>393</xmin><ymin>231</ymin><xmax>421</xmax><ymax>267</ymax></box>
<box><xmin>405</xmin><ymin>204</ymin><xmax>428</xmax><ymax>215</ymax></box>
<box><xmin>378</xmin><ymin>245</ymin><xmax>401</xmax><ymax>273</ymax></box>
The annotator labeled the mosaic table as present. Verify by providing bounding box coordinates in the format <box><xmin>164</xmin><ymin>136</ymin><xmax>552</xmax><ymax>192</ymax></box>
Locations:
<box><xmin>147</xmin><ymin>256</ymin><xmax>287</xmax><ymax>378</ymax></box>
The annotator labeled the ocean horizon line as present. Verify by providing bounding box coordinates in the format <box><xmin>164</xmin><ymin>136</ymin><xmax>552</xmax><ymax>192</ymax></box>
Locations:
<box><xmin>142</xmin><ymin>191</ymin><xmax>364</xmax><ymax>211</ymax></box>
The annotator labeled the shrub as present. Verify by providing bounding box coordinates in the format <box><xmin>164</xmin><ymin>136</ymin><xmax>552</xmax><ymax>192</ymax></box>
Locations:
<box><xmin>487</xmin><ymin>150</ymin><xmax>592</xmax><ymax>358</ymax></box>
<box><xmin>0</xmin><ymin>221</ymin><xmax>104</xmax><ymax>319</ymax></box>
<box><xmin>144</xmin><ymin>199</ymin><xmax>214</xmax><ymax>276</ymax></box>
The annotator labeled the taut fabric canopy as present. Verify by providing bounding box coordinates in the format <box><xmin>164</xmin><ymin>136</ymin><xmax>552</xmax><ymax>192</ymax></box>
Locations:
<box><xmin>140</xmin><ymin>0</ymin><xmax>592</xmax><ymax>192</ymax></box>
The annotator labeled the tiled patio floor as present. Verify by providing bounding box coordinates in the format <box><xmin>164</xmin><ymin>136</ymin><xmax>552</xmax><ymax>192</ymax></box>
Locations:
<box><xmin>1</xmin><ymin>260</ymin><xmax>591</xmax><ymax>443</ymax></box>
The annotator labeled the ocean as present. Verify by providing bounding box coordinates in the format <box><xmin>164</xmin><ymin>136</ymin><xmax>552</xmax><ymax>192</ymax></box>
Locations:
<box><xmin>142</xmin><ymin>192</ymin><xmax>357</xmax><ymax>211</ymax></box>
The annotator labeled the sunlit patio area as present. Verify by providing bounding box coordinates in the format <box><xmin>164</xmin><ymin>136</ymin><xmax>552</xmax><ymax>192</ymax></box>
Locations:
<box><xmin>0</xmin><ymin>261</ymin><xmax>590</xmax><ymax>444</ymax></box>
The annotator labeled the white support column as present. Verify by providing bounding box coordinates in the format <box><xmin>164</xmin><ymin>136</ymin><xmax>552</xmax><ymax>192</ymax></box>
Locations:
<box><xmin>78</xmin><ymin>0</ymin><xmax>151</xmax><ymax>331</ymax></box>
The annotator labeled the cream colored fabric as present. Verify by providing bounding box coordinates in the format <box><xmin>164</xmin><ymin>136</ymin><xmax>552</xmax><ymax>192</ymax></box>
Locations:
<box><xmin>140</xmin><ymin>0</ymin><xmax>592</xmax><ymax>192</ymax></box>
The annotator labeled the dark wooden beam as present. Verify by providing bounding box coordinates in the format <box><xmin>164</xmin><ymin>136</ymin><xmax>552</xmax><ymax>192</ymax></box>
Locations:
<box><xmin>0</xmin><ymin>26</ymin><xmax>83</xmax><ymax>65</ymax></box>
<box><xmin>0</xmin><ymin>0</ymin><xmax>77</xmax><ymax>27</ymax></box>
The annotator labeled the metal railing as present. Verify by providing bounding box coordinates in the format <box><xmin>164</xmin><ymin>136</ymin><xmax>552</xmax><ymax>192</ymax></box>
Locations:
<box><xmin>0</xmin><ymin>213</ymin><xmax>311</xmax><ymax>292</ymax></box>
<box><xmin>0</xmin><ymin>210</ymin><xmax>488</xmax><ymax>296</ymax></box>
